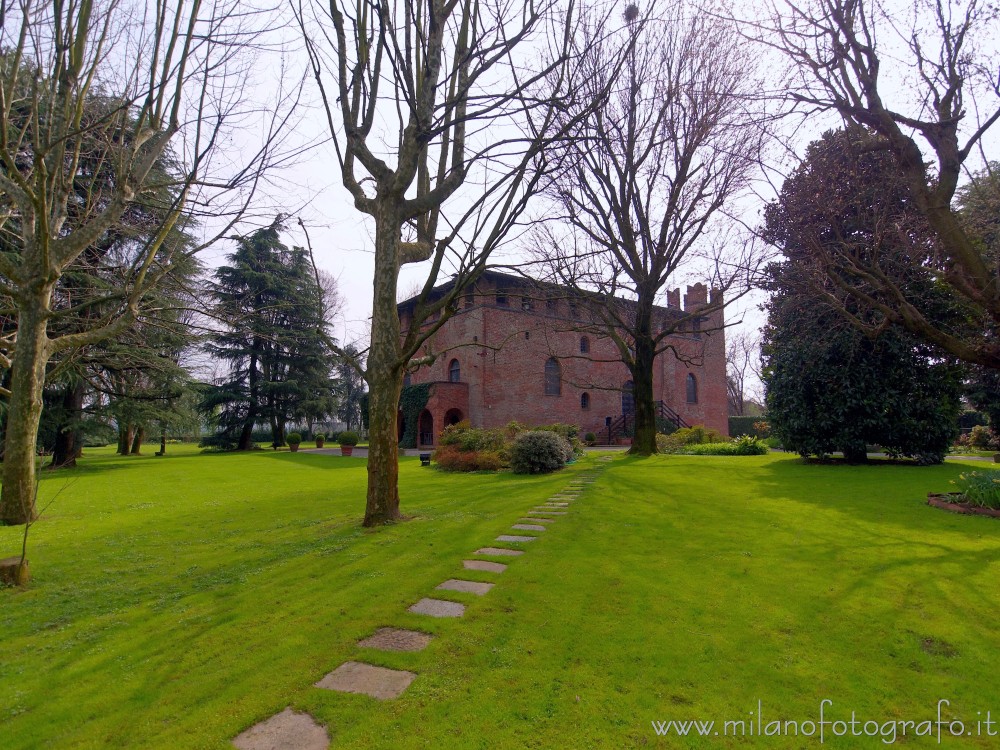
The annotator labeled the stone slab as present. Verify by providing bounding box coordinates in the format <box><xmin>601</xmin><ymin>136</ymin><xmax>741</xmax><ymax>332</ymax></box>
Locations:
<box><xmin>409</xmin><ymin>597</ymin><xmax>466</xmax><ymax>617</ymax></box>
<box><xmin>511</xmin><ymin>524</ymin><xmax>546</xmax><ymax>531</ymax></box>
<box><xmin>543</xmin><ymin>502</ymin><xmax>569</xmax><ymax>507</ymax></box>
<box><xmin>521</xmin><ymin>517</ymin><xmax>555</xmax><ymax>523</ymax></box>
<box><xmin>464</xmin><ymin>559</ymin><xmax>507</xmax><ymax>573</ymax></box>
<box><xmin>436</xmin><ymin>578</ymin><xmax>494</xmax><ymax>595</ymax></box>
<box><xmin>358</xmin><ymin>627</ymin><xmax>432</xmax><ymax>652</ymax></box>
<box><xmin>474</xmin><ymin>547</ymin><xmax>524</xmax><ymax>556</ymax></box>
<box><xmin>496</xmin><ymin>535</ymin><xmax>536</xmax><ymax>543</ymax></box>
<box><xmin>315</xmin><ymin>661</ymin><xmax>415</xmax><ymax>700</ymax></box>
<box><xmin>232</xmin><ymin>708</ymin><xmax>328</xmax><ymax>750</ymax></box>
<box><xmin>531</xmin><ymin>510</ymin><xmax>567</xmax><ymax>515</ymax></box>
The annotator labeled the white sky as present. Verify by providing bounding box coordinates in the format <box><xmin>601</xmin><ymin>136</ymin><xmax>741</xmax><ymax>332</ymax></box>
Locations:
<box><xmin>191</xmin><ymin>0</ymin><xmax>999</xmax><ymax>396</ymax></box>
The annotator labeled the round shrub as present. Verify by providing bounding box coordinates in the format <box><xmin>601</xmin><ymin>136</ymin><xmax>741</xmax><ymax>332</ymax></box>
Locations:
<box><xmin>338</xmin><ymin>431</ymin><xmax>359</xmax><ymax>446</ymax></box>
<box><xmin>286</xmin><ymin>432</ymin><xmax>302</xmax><ymax>446</ymax></box>
<box><xmin>510</xmin><ymin>430</ymin><xmax>570</xmax><ymax>474</ymax></box>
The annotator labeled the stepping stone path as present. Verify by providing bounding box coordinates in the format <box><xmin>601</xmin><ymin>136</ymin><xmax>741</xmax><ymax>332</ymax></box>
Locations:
<box><xmin>475</xmin><ymin>546</ymin><xmax>524</xmax><ymax>556</ymax></box>
<box><xmin>232</xmin><ymin>462</ymin><xmax>613</xmax><ymax>744</ymax></box>
<box><xmin>315</xmin><ymin>661</ymin><xmax>415</xmax><ymax>700</ymax></box>
<box><xmin>232</xmin><ymin>708</ymin><xmax>328</xmax><ymax>750</ymax></box>
<box><xmin>409</xmin><ymin>597</ymin><xmax>466</xmax><ymax>618</ymax></box>
<box><xmin>463</xmin><ymin>559</ymin><xmax>507</xmax><ymax>572</ymax></box>
<box><xmin>436</xmin><ymin>579</ymin><xmax>494</xmax><ymax>595</ymax></box>
<box><xmin>358</xmin><ymin>627</ymin><xmax>432</xmax><ymax>652</ymax></box>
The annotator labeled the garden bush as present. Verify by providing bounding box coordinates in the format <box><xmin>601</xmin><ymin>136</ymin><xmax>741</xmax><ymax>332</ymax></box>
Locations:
<box><xmin>338</xmin><ymin>431</ymin><xmax>359</xmax><ymax>446</ymax></box>
<box><xmin>656</xmin><ymin>425</ymin><xmax>729</xmax><ymax>453</ymax></box>
<box><xmin>684</xmin><ymin>436</ymin><xmax>768</xmax><ymax>456</ymax></box>
<box><xmin>433</xmin><ymin>445</ymin><xmax>504</xmax><ymax>472</ymax></box>
<box><xmin>509</xmin><ymin>430</ymin><xmax>570</xmax><ymax>474</ymax></box>
<box><xmin>286</xmin><ymin>432</ymin><xmax>302</xmax><ymax>446</ymax></box>
<box><xmin>969</xmin><ymin>425</ymin><xmax>998</xmax><ymax>451</ymax></box>
<box><xmin>439</xmin><ymin>422</ymin><xmax>506</xmax><ymax>453</ymax></box>
<box><xmin>728</xmin><ymin>415</ymin><xmax>766</xmax><ymax>438</ymax></box>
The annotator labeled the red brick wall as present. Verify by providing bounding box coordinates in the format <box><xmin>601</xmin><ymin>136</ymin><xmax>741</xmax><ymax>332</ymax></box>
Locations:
<box><xmin>402</xmin><ymin>276</ymin><xmax>728</xmax><ymax>441</ymax></box>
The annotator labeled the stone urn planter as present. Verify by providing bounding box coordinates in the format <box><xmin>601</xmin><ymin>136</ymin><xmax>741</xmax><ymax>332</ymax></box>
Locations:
<box><xmin>340</xmin><ymin>445</ymin><xmax>354</xmax><ymax>456</ymax></box>
<box><xmin>287</xmin><ymin>432</ymin><xmax>302</xmax><ymax>453</ymax></box>
<box><xmin>315</xmin><ymin>434</ymin><xmax>325</xmax><ymax>449</ymax></box>
<box><xmin>927</xmin><ymin>492</ymin><xmax>1000</xmax><ymax>519</ymax></box>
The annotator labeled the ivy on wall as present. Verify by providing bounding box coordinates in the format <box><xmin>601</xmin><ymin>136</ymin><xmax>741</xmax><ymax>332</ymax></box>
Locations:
<box><xmin>398</xmin><ymin>383</ymin><xmax>431</xmax><ymax>449</ymax></box>
<box><xmin>361</xmin><ymin>384</ymin><xmax>432</xmax><ymax>448</ymax></box>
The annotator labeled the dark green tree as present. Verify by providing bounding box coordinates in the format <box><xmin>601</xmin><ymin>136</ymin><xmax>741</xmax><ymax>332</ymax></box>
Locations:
<box><xmin>202</xmin><ymin>218</ymin><xmax>334</xmax><ymax>449</ymax></box>
<box><xmin>762</xmin><ymin>128</ymin><xmax>963</xmax><ymax>464</ymax></box>
<box><xmin>335</xmin><ymin>344</ymin><xmax>367</xmax><ymax>433</ymax></box>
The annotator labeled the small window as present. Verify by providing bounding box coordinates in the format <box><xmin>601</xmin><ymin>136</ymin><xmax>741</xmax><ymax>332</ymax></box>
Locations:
<box><xmin>464</xmin><ymin>290</ymin><xmax>475</xmax><ymax>309</ymax></box>
<box><xmin>496</xmin><ymin>289</ymin><xmax>509</xmax><ymax>306</ymax></box>
<box><xmin>580</xmin><ymin>336</ymin><xmax>590</xmax><ymax>354</ymax></box>
<box><xmin>545</xmin><ymin>296</ymin><xmax>557</xmax><ymax>311</ymax></box>
<box><xmin>525</xmin><ymin>331</ymin><xmax>530</xmax><ymax>340</ymax></box>
<box><xmin>568</xmin><ymin>301</ymin><xmax>578</xmax><ymax>317</ymax></box>
<box><xmin>686</xmin><ymin>373</ymin><xmax>698</xmax><ymax>404</ymax></box>
<box><xmin>521</xmin><ymin>296</ymin><xmax>534</xmax><ymax>311</ymax></box>
<box><xmin>581</xmin><ymin>392</ymin><xmax>590</xmax><ymax>410</ymax></box>
<box><xmin>449</xmin><ymin>359</ymin><xmax>461</xmax><ymax>383</ymax></box>
<box><xmin>544</xmin><ymin>357</ymin><xmax>561</xmax><ymax>396</ymax></box>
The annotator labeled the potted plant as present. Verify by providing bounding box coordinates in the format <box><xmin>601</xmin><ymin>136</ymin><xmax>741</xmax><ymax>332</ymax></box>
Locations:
<box><xmin>338</xmin><ymin>430</ymin><xmax>359</xmax><ymax>456</ymax></box>
<box><xmin>287</xmin><ymin>432</ymin><xmax>302</xmax><ymax>452</ymax></box>
<box><xmin>315</xmin><ymin>433</ymin><xmax>326</xmax><ymax>449</ymax></box>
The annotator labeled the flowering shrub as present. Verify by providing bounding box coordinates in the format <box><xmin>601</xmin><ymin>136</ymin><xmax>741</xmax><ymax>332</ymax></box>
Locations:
<box><xmin>951</xmin><ymin>471</ymin><xmax>1000</xmax><ymax>509</ymax></box>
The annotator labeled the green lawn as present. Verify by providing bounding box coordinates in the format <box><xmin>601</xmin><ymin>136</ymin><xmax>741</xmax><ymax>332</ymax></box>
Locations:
<box><xmin>1</xmin><ymin>448</ymin><xmax>998</xmax><ymax>748</ymax></box>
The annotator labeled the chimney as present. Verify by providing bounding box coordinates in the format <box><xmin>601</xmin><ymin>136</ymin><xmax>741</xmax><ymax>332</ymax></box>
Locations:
<box><xmin>683</xmin><ymin>283</ymin><xmax>708</xmax><ymax>311</ymax></box>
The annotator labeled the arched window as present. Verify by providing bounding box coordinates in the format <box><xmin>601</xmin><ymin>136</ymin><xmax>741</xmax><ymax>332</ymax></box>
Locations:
<box><xmin>448</xmin><ymin>359</ymin><xmax>461</xmax><ymax>383</ymax></box>
<box><xmin>580</xmin><ymin>336</ymin><xmax>590</xmax><ymax>354</ymax></box>
<box><xmin>580</xmin><ymin>392</ymin><xmax>590</xmax><ymax>410</ymax></box>
<box><xmin>686</xmin><ymin>373</ymin><xmax>698</xmax><ymax>403</ymax></box>
<box><xmin>544</xmin><ymin>357</ymin><xmax>561</xmax><ymax>396</ymax></box>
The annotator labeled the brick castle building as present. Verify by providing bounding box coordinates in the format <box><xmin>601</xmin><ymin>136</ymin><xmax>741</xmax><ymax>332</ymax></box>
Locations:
<box><xmin>398</xmin><ymin>271</ymin><xmax>728</xmax><ymax>447</ymax></box>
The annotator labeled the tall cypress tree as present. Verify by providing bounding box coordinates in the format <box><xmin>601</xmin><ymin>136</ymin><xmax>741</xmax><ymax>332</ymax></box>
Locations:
<box><xmin>202</xmin><ymin>218</ymin><xmax>334</xmax><ymax>449</ymax></box>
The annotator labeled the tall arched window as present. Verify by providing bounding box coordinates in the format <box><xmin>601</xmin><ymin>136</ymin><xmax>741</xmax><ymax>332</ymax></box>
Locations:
<box><xmin>621</xmin><ymin>380</ymin><xmax>634</xmax><ymax>415</ymax></box>
<box><xmin>686</xmin><ymin>373</ymin><xmax>698</xmax><ymax>403</ymax></box>
<box><xmin>544</xmin><ymin>357</ymin><xmax>561</xmax><ymax>396</ymax></box>
<box><xmin>580</xmin><ymin>336</ymin><xmax>590</xmax><ymax>353</ymax></box>
<box><xmin>580</xmin><ymin>392</ymin><xmax>590</xmax><ymax>410</ymax></box>
<box><xmin>449</xmin><ymin>359</ymin><xmax>461</xmax><ymax>382</ymax></box>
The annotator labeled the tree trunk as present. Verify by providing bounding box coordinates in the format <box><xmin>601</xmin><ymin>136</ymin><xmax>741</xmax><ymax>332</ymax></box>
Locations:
<box><xmin>0</xmin><ymin>295</ymin><xmax>53</xmax><ymax>525</ymax></box>
<box><xmin>118</xmin><ymin>424</ymin><xmax>135</xmax><ymax>455</ymax></box>
<box><xmin>238</xmin><ymin>347</ymin><xmax>259</xmax><ymax>450</ymax></box>
<box><xmin>629</xmin><ymin>298</ymin><xmax>658</xmax><ymax>455</ymax></box>
<box><xmin>363</xmin><ymin>210</ymin><xmax>404</xmax><ymax>527</ymax></box>
<box><xmin>130</xmin><ymin>426</ymin><xmax>145</xmax><ymax>454</ymax></box>
<box><xmin>51</xmin><ymin>380</ymin><xmax>85</xmax><ymax>468</ymax></box>
<box><xmin>630</xmin><ymin>336</ymin><xmax>658</xmax><ymax>455</ymax></box>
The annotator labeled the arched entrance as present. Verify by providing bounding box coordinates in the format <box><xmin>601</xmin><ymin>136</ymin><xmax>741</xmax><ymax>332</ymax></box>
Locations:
<box><xmin>444</xmin><ymin>408</ymin><xmax>464</xmax><ymax>427</ymax></box>
<box><xmin>621</xmin><ymin>380</ymin><xmax>635</xmax><ymax>416</ymax></box>
<box><xmin>418</xmin><ymin>409</ymin><xmax>434</xmax><ymax>446</ymax></box>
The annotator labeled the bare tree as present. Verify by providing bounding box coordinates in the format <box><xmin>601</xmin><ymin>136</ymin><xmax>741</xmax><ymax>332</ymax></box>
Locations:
<box><xmin>742</xmin><ymin>0</ymin><xmax>1000</xmax><ymax>369</ymax></box>
<box><xmin>297</xmin><ymin>0</ymin><xmax>596</xmax><ymax>526</ymax></box>
<box><xmin>726</xmin><ymin>330</ymin><xmax>761</xmax><ymax>416</ymax></box>
<box><xmin>532</xmin><ymin>1</ymin><xmax>766</xmax><ymax>454</ymax></box>
<box><xmin>0</xmin><ymin>1</ymin><xmax>294</xmax><ymax>525</ymax></box>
